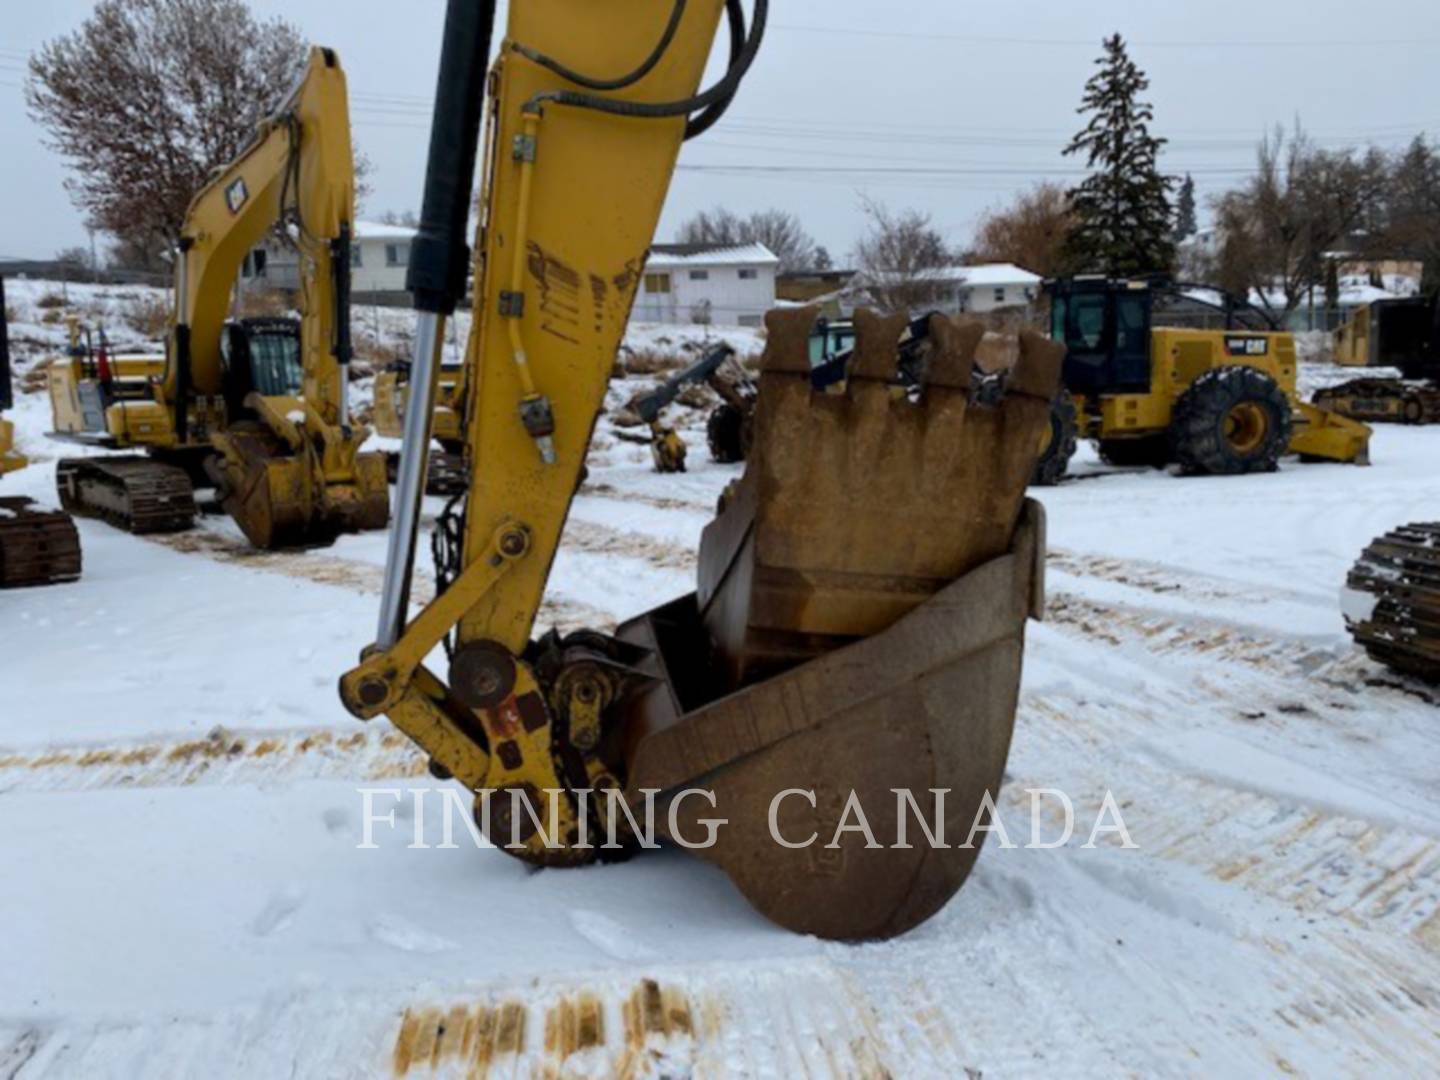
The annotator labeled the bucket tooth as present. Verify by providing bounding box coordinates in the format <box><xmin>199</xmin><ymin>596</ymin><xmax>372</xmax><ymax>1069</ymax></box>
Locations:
<box><xmin>846</xmin><ymin>309</ymin><xmax>911</xmax><ymax>382</ymax></box>
<box><xmin>921</xmin><ymin>316</ymin><xmax>984</xmax><ymax>390</ymax></box>
<box><xmin>1010</xmin><ymin>330</ymin><xmax>1068</xmax><ymax>402</ymax></box>
<box><xmin>758</xmin><ymin>306</ymin><xmax>823</xmax><ymax>376</ymax></box>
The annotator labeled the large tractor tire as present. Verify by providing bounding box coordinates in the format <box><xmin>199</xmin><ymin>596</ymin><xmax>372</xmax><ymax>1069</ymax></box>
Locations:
<box><xmin>1031</xmin><ymin>389</ymin><xmax>1077</xmax><ymax>487</ymax></box>
<box><xmin>1170</xmin><ymin>367</ymin><xmax>1292</xmax><ymax>476</ymax></box>
<box><xmin>1098</xmin><ymin>435</ymin><xmax>1171</xmax><ymax>469</ymax></box>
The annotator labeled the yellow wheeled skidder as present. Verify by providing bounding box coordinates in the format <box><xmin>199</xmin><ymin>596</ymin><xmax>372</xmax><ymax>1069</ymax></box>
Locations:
<box><xmin>0</xmin><ymin>275</ymin><xmax>82</xmax><ymax>589</ymax></box>
<box><xmin>1032</xmin><ymin>277</ymin><xmax>1371</xmax><ymax>483</ymax></box>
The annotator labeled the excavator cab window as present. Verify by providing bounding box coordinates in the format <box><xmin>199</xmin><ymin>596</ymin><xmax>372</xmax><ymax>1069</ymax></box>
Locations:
<box><xmin>221</xmin><ymin>318</ymin><xmax>303</xmax><ymax>417</ymax></box>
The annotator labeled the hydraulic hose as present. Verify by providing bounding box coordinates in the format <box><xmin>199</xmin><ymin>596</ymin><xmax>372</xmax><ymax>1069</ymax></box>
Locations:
<box><xmin>512</xmin><ymin>0</ymin><xmax>688</xmax><ymax>92</ymax></box>
<box><xmin>524</xmin><ymin>0</ymin><xmax>766</xmax><ymax>128</ymax></box>
<box><xmin>684</xmin><ymin>0</ymin><xmax>747</xmax><ymax>140</ymax></box>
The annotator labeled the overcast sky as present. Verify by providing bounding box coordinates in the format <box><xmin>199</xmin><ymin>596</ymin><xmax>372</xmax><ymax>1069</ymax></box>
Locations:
<box><xmin>3</xmin><ymin>0</ymin><xmax>1437</xmax><ymax>266</ymax></box>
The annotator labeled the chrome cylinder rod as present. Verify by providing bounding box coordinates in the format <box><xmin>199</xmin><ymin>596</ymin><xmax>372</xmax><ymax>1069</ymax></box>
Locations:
<box><xmin>376</xmin><ymin>310</ymin><xmax>445</xmax><ymax>648</ymax></box>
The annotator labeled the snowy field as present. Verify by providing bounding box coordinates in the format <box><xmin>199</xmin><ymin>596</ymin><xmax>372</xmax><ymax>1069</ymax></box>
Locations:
<box><xmin>1</xmin><ymin>281</ymin><xmax>1438</xmax><ymax>1077</ymax></box>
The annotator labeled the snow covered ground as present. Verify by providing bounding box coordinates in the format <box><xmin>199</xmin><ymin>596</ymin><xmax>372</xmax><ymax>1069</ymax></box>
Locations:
<box><xmin>2</xmin><ymin>283</ymin><xmax>1439</xmax><ymax>1076</ymax></box>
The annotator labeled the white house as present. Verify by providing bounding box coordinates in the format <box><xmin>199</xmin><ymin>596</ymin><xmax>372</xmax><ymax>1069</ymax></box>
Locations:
<box><xmin>240</xmin><ymin>220</ymin><xmax>418</xmax><ymax>301</ymax></box>
<box><xmin>632</xmin><ymin>242</ymin><xmax>779</xmax><ymax>327</ymax></box>
<box><xmin>944</xmin><ymin>264</ymin><xmax>1044</xmax><ymax>314</ymax></box>
<box><xmin>842</xmin><ymin>263</ymin><xmax>1043</xmax><ymax>316</ymax></box>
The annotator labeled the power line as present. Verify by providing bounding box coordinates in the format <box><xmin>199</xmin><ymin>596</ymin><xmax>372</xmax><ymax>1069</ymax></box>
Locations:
<box><xmin>767</xmin><ymin>23</ymin><xmax>1440</xmax><ymax>49</ymax></box>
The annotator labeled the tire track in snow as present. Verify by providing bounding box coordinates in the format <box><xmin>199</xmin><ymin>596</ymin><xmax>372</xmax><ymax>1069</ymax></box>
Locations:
<box><xmin>0</xmin><ymin>726</ymin><xmax>425</xmax><ymax>794</ymax></box>
<box><xmin>147</xmin><ymin>530</ymin><xmax>618</xmax><ymax>633</ymax></box>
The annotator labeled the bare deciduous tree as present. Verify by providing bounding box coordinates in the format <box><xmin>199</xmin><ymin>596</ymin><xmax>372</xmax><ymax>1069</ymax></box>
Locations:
<box><xmin>27</xmin><ymin>0</ymin><xmax>308</xmax><ymax>270</ymax></box>
<box><xmin>966</xmin><ymin>182</ymin><xmax>1074</xmax><ymax>278</ymax></box>
<box><xmin>1214</xmin><ymin>125</ymin><xmax>1387</xmax><ymax>320</ymax></box>
<box><xmin>677</xmin><ymin>206</ymin><xmax>821</xmax><ymax>273</ymax></box>
<box><xmin>851</xmin><ymin>197</ymin><xmax>954</xmax><ymax>315</ymax></box>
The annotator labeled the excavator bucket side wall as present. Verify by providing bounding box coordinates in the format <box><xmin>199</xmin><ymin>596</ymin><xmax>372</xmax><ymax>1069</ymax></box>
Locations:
<box><xmin>621</xmin><ymin>501</ymin><xmax>1046</xmax><ymax>941</ymax></box>
<box><xmin>698</xmin><ymin>307</ymin><xmax>1064</xmax><ymax>687</ymax></box>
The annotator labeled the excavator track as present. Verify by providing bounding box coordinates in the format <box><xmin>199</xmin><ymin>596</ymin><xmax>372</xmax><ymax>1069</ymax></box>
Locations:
<box><xmin>1344</xmin><ymin>522</ymin><xmax>1440</xmax><ymax>683</ymax></box>
<box><xmin>56</xmin><ymin>457</ymin><xmax>197</xmax><ymax>535</ymax></box>
<box><xmin>0</xmin><ymin>497</ymin><xmax>82</xmax><ymax>588</ymax></box>
<box><xmin>1313</xmin><ymin>379</ymin><xmax>1440</xmax><ymax>425</ymax></box>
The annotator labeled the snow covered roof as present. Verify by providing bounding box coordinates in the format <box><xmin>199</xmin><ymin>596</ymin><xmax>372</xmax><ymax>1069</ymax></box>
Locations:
<box><xmin>1249</xmin><ymin>282</ymin><xmax>1401</xmax><ymax>310</ymax></box>
<box><xmin>646</xmin><ymin>243</ymin><xmax>779</xmax><ymax>269</ymax></box>
<box><xmin>354</xmin><ymin>220</ymin><xmax>417</xmax><ymax>242</ymax></box>
<box><xmin>855</xmin><ymin>263</ymin><xmax>1042</xmax><ymax>289</ymax></box>
<box><xmin>943</xmin><ymin>263</ymin><xmax>1043</xmax><ymax>288</ymax></box>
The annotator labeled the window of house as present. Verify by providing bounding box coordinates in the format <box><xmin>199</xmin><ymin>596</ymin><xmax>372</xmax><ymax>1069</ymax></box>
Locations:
<box><xmin>738</xmin><ymin>314</ymin><xmax>763</xmax><ymax>328</ymax></box>
<box><xmin>351</xmin><ymin>246</ymin><xmax>363</xmax><ymax>269</ymax></box>
<box><xmin>738</xmin><ymin>268</ymin><xmax>759</xmax><ymax>280</ymax></box>
<box><xmin>689</xmin><ymin>270</ymin><xmax>709</xmax><ymax>281</ymax></box>
<box><xmin>644</xmin><ymin>273</ymin><xmax>672</xmax><ymax>294</ymax></box>
<box><xmin>386</xmin><ymin>243</ymin><xmax>410</xmax><ymax>268</ymax></box>
<box><xmin>993</xmin><ymin>287</ymin><xmax>1007</xmax><ymax>304</ymax></box>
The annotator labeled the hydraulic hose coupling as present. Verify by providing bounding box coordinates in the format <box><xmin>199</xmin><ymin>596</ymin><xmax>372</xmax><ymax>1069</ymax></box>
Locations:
<box><xmin>520</xmin><ymin>394</ymin><xmax>557</xmax><ymax>464</ymax></box>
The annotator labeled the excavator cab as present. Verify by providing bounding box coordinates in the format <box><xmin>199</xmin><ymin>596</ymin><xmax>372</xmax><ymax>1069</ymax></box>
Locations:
<box><xmin>220</xmin><ymin>318</ymin><xmax>304</xmax><ymax>417</ymax></box>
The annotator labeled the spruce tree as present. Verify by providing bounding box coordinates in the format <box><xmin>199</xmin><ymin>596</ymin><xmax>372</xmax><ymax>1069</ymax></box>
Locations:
<box><xmin>1062</xmin><ymin>34</ymin><xmax>1176</xmax><ymax>276</ymax></box>
<box><xmin>1174</xmin><ymin>174</ymin><xmax>1198</xmax><ymax>246</ymax></box>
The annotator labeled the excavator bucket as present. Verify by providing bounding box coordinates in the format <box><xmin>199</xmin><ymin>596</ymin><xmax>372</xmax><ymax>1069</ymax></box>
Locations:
<box><xmin>617</xmin><ymin>309</ymin><xmax>1064</xmax><ymax>940</ymax></box>
<box><xmin>209</xmin><ymin>421</ymin><xmax>390</xmax><ymax>551</ymax></box>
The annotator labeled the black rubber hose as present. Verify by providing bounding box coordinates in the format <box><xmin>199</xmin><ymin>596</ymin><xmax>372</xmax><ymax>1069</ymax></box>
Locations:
<box><xmin>526</xmin><ymin>0</ymin><xmax>766</xmax><ymax>125</ymax></box>
<box><xmin>685</xmin><ymin>0</ymin><xmax>746</xmax><ymax>140</ymax></box>
<box><xmin>408</xmin><ymin>0</ymin><xmax>499</xmax><ymax>316</ymax></box>
<box><xmin>513</xmin><ymin>0</ymin><xmax>688</xmax><ymax>92</ymax></box>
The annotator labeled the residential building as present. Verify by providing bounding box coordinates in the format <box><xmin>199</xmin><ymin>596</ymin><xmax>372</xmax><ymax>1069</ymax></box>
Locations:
<box><xmin>777</xmin><ymin>268</ymin><xmax>858</xmax><ymax>305</ymax></box>
<box><xmin>843</xmin><ymin>263</ymin><xmax>1043</xmax><ymax>316</ymax></box>
<box><xmin>240</xmin><ymin>220</ymin><xmax>419</xmax><ymax>304</ymax></box>
<box><xmin>633</xmin><ymin>242</ymin><xmax>779</xmax><ymax>327</ymax></box>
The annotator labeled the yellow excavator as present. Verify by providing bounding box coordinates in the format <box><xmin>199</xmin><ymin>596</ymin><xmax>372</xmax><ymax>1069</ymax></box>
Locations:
<box><xmin>47</xmin><ymin>48</ymin><xmax>388</xmax><ymax>549</ymax></box>
<box><xmin>340</xmin><ymin>0</ymin><xmax>1062</xmax><ymax>942</ymax></box>
<box><xmin>0</xmin><ymin>274</ymin><xmax>83</xmax><ymax>588</ymax></box>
